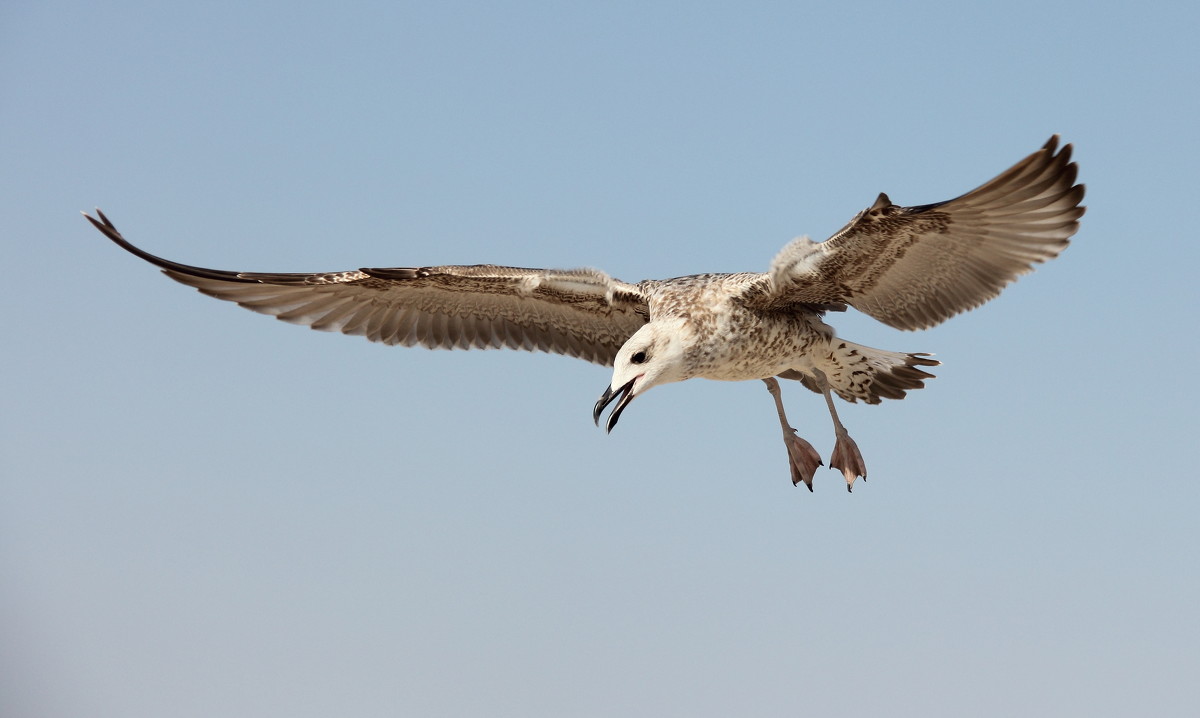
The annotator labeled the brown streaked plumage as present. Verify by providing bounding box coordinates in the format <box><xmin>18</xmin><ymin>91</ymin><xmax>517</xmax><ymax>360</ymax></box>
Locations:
<box><xmin>85</xmin><ymin>135</ymin><xmax>1083</xmax><ymax>491</ymax></box>
<box><xmin>757</xmin><ymin>135</ymin><xmax>1084</xmax><ymax>329</ymax></box>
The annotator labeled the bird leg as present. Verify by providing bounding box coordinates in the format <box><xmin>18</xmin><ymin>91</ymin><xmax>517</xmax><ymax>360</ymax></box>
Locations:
<box><xmin>812</xmin><ymin>369</ymin><xmax>867</xmax><ymax>492</ymax></box>
<box><xmin>762</xmin><ymin>378</ymin><xmax>822</xmax><ymax>491</ymax></box>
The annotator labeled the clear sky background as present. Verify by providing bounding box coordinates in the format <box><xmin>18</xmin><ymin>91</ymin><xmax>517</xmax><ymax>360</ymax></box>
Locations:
<box><xmin>3</xmin><ymin>2</ymin><xmax>1198</xmax><ymax>716</ymax></box>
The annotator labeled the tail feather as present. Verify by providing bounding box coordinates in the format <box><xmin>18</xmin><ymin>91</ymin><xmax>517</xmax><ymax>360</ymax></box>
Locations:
<box><xmin>780</xmin><ymin>340</ymin><xmax>939</xmax><ymax>404</ymax></box>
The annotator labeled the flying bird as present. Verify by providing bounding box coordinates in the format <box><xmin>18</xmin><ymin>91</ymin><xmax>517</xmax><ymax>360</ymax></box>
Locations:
<box><xmin>84</xmin><ymin>136</ymin><xmax>1084</xmax><ymax>491</ymax></box>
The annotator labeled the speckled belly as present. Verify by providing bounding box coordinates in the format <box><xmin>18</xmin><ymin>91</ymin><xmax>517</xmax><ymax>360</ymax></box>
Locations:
<box><xmin>688</xmin><ymin>310</ymin><xmax>830</xmax><ymax>382</ymax></box>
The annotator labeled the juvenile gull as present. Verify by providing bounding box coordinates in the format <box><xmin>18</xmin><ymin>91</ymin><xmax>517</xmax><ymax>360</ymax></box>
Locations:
<box><xmin>84</xmin><ymin>136</ymin><xmax>1084</xmax><ymax>491</ymax></box>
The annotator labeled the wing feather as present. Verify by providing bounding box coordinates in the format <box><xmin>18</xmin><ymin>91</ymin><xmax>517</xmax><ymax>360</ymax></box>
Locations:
<box><xmin>758</xmin><ymin>136</ymin><xmax>1085</xmax><ymax>330</ymax></box>
<box><xmin>85</xmin><ymin>210</ymin><xmax>649</xmax><ymax>365</ymax></box>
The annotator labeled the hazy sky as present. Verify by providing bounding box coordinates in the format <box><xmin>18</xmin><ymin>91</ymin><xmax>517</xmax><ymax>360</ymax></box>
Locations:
<box><xmin>3</xmin><ymin>1</ymin><xmax>1198</xmax><ymax>716</ymax></box>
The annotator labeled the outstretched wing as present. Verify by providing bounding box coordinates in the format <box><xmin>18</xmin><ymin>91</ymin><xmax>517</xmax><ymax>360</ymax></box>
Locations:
<box><xmin>756</xmin><ymin>136</ymin><xmax>1085</xmax><ymax>330</ymax></box>
<box><xmin>85</xmin><ymin>210</ymin><xmax>649</xmax><ymax>366</ymax></box>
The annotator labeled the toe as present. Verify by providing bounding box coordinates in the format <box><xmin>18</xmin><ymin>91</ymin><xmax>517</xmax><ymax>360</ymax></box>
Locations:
<box><xmin>784</xmin><ymin>431</ymin><xmax>823</xmax><ymax>491</ymax></box>
<box><xmin>830</xmin><ymin>435</ymin><xmax>867</xmax><ymax>491</ymax></box>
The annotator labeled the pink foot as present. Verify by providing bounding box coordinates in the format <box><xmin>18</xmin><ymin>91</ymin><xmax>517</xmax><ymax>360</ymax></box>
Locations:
<box><xmin>782</xmin><ymin>429</ymin><xmax>823</xmax><ymax>491</ymax></box>
<box><xmin>830</xmin><ymin>433</ymin><xmax>867</xmax><ymax>492</ymax></box>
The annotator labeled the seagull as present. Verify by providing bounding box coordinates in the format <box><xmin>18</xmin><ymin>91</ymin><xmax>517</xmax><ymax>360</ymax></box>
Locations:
<box><xmin>84</xmin><ymin>136</ymin><xmax>1083</xmax><ymax>491</ymax></box>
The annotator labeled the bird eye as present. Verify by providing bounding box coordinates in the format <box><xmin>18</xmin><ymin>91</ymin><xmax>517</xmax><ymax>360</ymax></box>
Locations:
<box><xmin>631</xmin><ymin>351</ymin><xmax>648</xmax><ymax>364</ymax></box>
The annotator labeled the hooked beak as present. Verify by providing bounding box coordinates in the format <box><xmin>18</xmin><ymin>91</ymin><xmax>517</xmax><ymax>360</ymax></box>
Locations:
<box><xmin>592</xmin><ymin>377</ymin><xmax>638</xmax><ymax>433</ymax></box>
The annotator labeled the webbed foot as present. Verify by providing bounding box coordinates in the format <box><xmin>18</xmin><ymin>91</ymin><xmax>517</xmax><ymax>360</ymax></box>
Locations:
<box><xmin>830</xmin><ymin>433</ymin><xmax>867</xmax><ymax>492</ymax></box>
<box><xmin>782</xmin><ymin>429</ymin><xmax>823</xmax><ymax>491</ymax></box>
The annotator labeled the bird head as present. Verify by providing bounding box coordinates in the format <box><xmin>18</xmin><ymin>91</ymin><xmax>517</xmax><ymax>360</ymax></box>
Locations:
<box><xmin>592</xmin><ymin>320</ymin><xmax>691</xmax><ymax>432</ymax></box>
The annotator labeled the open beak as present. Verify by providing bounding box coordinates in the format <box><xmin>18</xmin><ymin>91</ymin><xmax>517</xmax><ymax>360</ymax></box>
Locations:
<box><xmin>592</xmin><ymin>377</ymin><xmax>637</xmax><ymax>433</ymax></box>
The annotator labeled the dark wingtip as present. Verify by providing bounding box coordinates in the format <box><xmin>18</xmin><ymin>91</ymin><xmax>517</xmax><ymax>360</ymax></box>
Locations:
<box><xmin>82</xmin><ymin>209</ymin><xmax>258</xmax><ymax>284</ymax></box>
<box><xmin>82</xmin><ymin>207</ymin><xmax>119</xmax><ymax>241</ymax></box>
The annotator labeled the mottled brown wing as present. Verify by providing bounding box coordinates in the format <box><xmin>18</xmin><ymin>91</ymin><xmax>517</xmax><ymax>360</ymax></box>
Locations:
<box><xmin>759</xmin><ymin>136</ymin><xmax>1085</xmax><ymax>330</ymax></box>
<box><xmin>85</xmin><ymin>210</ymin><xmax>649</xmax><ymax>366</ymax></box>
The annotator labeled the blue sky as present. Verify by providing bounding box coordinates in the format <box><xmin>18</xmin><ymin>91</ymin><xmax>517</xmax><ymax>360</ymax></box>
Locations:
<box><xmin>3</xmin><ymin>1</ymin><xmax>1198</xmax><ymax>716</ymax></box>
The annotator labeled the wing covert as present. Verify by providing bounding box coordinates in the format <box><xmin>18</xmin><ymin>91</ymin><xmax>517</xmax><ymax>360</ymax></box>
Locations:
<box><xmin>759</xmin><ymin>136</ymin><xmax>1085</xmax><ymax>330</ymax></box>
<box><xmin>84</xmin><ymin>210</ymin><xmax>648</xmax><ymax>365</ymax></box>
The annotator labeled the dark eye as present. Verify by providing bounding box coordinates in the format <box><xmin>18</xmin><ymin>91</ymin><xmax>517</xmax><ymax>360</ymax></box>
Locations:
<box><xmin>631</xmin><ymin>351</ymin><xmax>648</xmax><ymax>365</ymax></box>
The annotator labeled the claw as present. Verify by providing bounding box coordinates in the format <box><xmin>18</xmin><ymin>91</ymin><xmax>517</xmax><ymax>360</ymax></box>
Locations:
<box><xmin>830</xmin><ymin>433</ymin><xmax>867</xmax><ymax>492</ymax></box>
<box><xmin>782</xmin><ymin>429</ymin><xmax>823</xmax><ymax>491</ymax></box>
